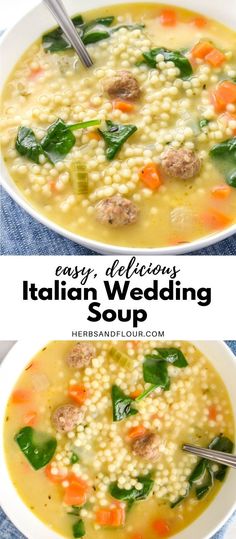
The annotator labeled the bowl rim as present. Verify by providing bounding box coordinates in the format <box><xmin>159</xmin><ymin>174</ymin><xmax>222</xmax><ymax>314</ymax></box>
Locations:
<box><xmin>0</xmin><ymin>0</ymin><xmax>236</xmax><ymax>255</ymax></box>
<box><xmin>0</xmin><ymin>340</ymin><xmax>236</xmax><ymax>539</ymax></box>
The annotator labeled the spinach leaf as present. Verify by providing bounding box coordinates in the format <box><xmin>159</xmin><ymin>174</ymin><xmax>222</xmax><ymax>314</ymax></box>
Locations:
<box><xmin>111</xmin><ymin>385</ymin><xmax>138</xmax><ymax>422</ymax></box>
<box><xmin>171</xmin><ymin>435</ymin><xmax>233</xmax><ymax>507</ymax></box>
<box><xmin>73</xmin><ymin>519</ymin><xmax>85</xmax><ymax>538</ymax></box>
<box><xmin>41</xmin><ymin>119</ymin><xmax>76</xmax><ymax>163</ymax></box>
<box><xmin>210</xmin><ymin>137</ymin><xmax>236</xmax><ymax>188</ymax></box>
<box><xmin>15</xmin><ymin>127</ymin><xmax>43</xmax><ymax>164</ymax></box>
<box><xmin>98</xmin><ymin>120</ymin><xmax>137</xmax><ymax>160</ymax></box>
<box><xmin>43</xmin><ymin>16</ymin><xmax>115</xmax><ymax>52</ymax></box>
<box><xmin>138</xmin><ymin>47</ymin><xmax>193</xmax><ymax>79</ymax></box>
<box><xmin>143</xmin><ymin>359</ymin><xmax>170</xmax><ymax>389</ymax></box>
<box><xmin>199</xmin><ymin>119</ymin><xmax>210</xmax><ymax>130</ymax></box>
<box><xmin>227</xmin><ymin>170</ymin><xmax>236</xmax><ymax>187</ymax></box>
<box><xmin>15</xmin><ymin>119</ymin><xmax>100</xmax><ymax>164</ymax></box>
<box><xmin>209</xmin><ymin>435</ymin><xmax>234</xmax><ymax>481</ymax></box>
<box><xmin>15</xmin><ymin>426</ymin><xmax>57</xmax><ymax>470</ymax></box>
<box><xmin>195</xmin><ymin>467</ymin><xmax>214</xmax><ymax>500</ymax></box>
<box><xmin>170</xmin><ymin>484</ymin><xmax>190</xmax><ymax>508</ymax></box>
<box><xmin>146</xmin><ymin>348</ymin><xmax>188</xmax><ymax>368</ymax></box>
<box><xmin>109</xmin><ymin>475</ymin><xmax>154</xmax><ymax>508</ymax></box>
<box><xmin>70</xmin><ymin>452</ymin><xmax>80</xmax><ymax>464</ymax></box>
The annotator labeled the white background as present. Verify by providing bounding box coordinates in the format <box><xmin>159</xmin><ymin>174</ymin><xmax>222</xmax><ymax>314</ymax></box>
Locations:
<box><xmin>1</xmin><ymin>256</ymin><xmax>236</xmax><ymax>340</ymax></box>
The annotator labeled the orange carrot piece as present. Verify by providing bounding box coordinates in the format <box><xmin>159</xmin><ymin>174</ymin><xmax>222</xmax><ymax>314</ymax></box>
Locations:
<box><xmin>68</xmin><ymin>384</ymin><xmax>89</xmax><ymax>404</ymax></box>
<box><xmin>113</xmin><ymin>100</ymin><xmax>135</xmax><ymax>113</ymax></box>
<box><xmin>128</xmin><ymin>426</ymin><xmax>147</xmax><ymax>439</ymax></box>
<box><xmin>29</xmin><ymin>67</ymin><xmax>44</xmax><ymax>80</ymax></box>
<box><xmin>160</xmin><ymin>9</ymin><xmax>177</xmax><ymax>26</ymax></box>
<box><xmin>215</xmin><ymin>81</ymin><xmax>236</xmax><ymax>106</ymax></box>
<box><xmin>23</xmin><ymin>411</ymin><xmax>38</xmax><ymax>426</ymax></box>
<box><xmin>192</xmin><ymin>16</ymin><xmax>207</xmax><ymax>28</ymax></box>
<box><xmin>191</xmin><ymin>41</ymin><xmax>214</xmax><ymax>59</ymax></box>
<box><xmin>208</xmin><ymin>405</ymin><xmax>217</xmax><ymax>421</ymax></box>
<box><xmin>205</xmin><ymin>49</ymin><xmax>225</xmax><ymax>67</ymax></box>
<box><xmin>63</xmin><ymin>475</ymin><xmax>89</xmax><ymax>506</ymax></box>
<box><xmin>153</xmin><ymin>519</ymin><xmax>171</xmax><ymax>537</ymax></box>
<box><xmin>12</xmin><ymin>389</ymin><xmax>32</xmax><ymax>404</ymax></box>
<box><xmin>96</xmin><ymin>505</ymin><xmax>125</xmax><ymax>527</ymax></box>
<box><xmin>87</xmin><ymin>131</ymin><xmax>101</xmax><ymax>141</ymax></box>
<box><xmin>49</xmin><ymin>180</ymin><xmax>59</xmax><ymax>193</ymax></box>
<box><xmin>211</xmin><ymin>185</ymin><xmax>231</xmax><ymax>199</ymax></box>
<box><xmin>45</xmin><ymin>463</ymin><xmax>67</xmax><ymax>484</ymax></box>
<box><xmin>210</xmin><ymin>91</ymin><xmax>226</xmax><ymax>113</ymax></box>
<box><xmin>130</xmin><ymin>535</ymin><xmax>143</xmax><ymax>539</ymax></box>
<box><xmin>130</xmin><ymin>389</ymin><xmax>142</xmax><ymax>400</ymax></box>
<box><xmin>201</xmin><ymin>208</ymin><xmax>232</xmax><ymax>229</ymax></box>
<box><xmin>140</xmin><ymin>163</ymin><xmax>161</xmax><ymax>190</ymax></box>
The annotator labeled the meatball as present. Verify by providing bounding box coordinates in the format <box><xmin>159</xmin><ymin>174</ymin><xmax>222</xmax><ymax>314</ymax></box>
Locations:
<box><xmin>131</xmin><ymin>433</ymin><xmax>160</xmax><ymax>461</ymax></box>
<box><xmin>104</xmin><ymin>70</ymin><xmax>141</xmax><ymax>101</ymax></box>
<box><xmin>95</xmin><ymin>196</ymin><xmax>138</xmax><ymax>227</ymax></box>
<box><xmin>66</xmin><ymin>342</ymin><xmax>95</xmax><ymax>369</ymax></box>
<box><xmin>161</xmin><ymin>149</ymin><xmax>201</xmax><ymax>180</ymax></box>
<box><xmin>51</xmin><ymin>404</ymin><xmax>84</xmax><ymax>433</ymax></box>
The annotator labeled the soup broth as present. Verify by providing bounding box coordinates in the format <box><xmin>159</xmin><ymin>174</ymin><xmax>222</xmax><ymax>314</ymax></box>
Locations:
<box><xmin>4</xmin><ymin>341</ymin><xmax>234</xmax><ymax>538</ymax></box>
<box><xmin>1</xmin><ymin>4</ymin><xmax>236</xmax><ymax>249</ymax></box>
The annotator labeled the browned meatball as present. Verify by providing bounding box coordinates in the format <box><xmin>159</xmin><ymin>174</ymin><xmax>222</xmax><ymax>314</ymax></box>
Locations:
<box><xmin>66</xmin><ymin>342</ymin><xmax>95</xmax><ymax>369</ymax></box>
<box><xmin>104</xmin><ymin>71</ymin><xmax>141</xmax><ymax>101</ymax></box>
<box><xmin>95</xmin><ymin>196</ymin><xmax>138</xmax><ymax>227</ymax></box>
<box><xmin>161</xmin><ymin>149</ymin><xmax>201</xmax><ymax>180</ymax></box>
<box><xmin>131</xmin><ymin>433</ymin><xmax>160</xmax><ymax>461</ymax></box>
<box><xmin>51</xmin><ymin>404</ymin><xmax>84</xmax><ymax>433</ymax></box>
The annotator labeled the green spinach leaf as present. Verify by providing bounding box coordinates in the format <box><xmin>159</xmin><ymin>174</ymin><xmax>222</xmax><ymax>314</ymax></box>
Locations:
<box><xmin>111</xmin><ymin>385</ymin><xmax>138</xmax><ymax>422</ymax></box>
<box><xmin>15</xmin><ymin>426</ymin><xmax>57</xmax><ymax>470</ymax></box>
<box><xmin>98</xmin><ymin>120</ymin><xmax>137</xmax><ymax>160</ymax></box>
<box><xmin>210</xmin><ymin>137</ymin><xmax>236</xmax><ymax>188</ymax></box>
<box><xmin>138</xmin><ymin>47</ymin><xmax>193</xmax><ymax>79</ymax></box>
<box><xmin>109</xmin><ymin>475</ymin><xmax>154</xmax><ymax>509</ymax></box>
<box><xmin>15</xmin><ymin>127</ymin><xmax>43</xmax><ymax>164</ymax></box>
<box><xmin>199</xmin><ymin>119</ymin><xmax>210</xmax><ymax>130</ymax></box>
<box><xmin>41</xmin><ymin>119</ymin><xmax>76</xmax><ymax>163</ymax></box>
<box><xmin>70</xmin><ymin>452</ymin><xmax>80</xmax><ymax>464</ymax></box>
<box><xmin>143</xmin><ymin>359</ymin><xmax>170</xmax><ymax>389</ymax></box>
<box><xmin>208</xmin><ymin>435</ymin><xmax>234</xmax><ymax>481</ymax></box>
<box><xmin>145</xmin><ymin>347</ymin><xmax>188</xmax><ymax>368</ymax></box>
<box><xmin>73</xmin><ymin>519</ymin><xmax>85</xmax><ymax>538</ymax></box>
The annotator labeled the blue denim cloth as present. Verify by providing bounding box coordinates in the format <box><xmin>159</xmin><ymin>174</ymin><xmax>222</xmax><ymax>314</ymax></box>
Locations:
<box><xmin>1</xmin><ymin>187</ymin><xmax>236</xmax><ymax>255</ymax></box>
<box><xmin>0</xmin><ymin>342</ymin><xmax>235</xmax><ymax>538</ymax></box>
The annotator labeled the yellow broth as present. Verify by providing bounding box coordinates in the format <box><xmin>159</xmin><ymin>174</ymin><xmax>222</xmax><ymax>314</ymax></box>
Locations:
<box><xmin>4</xmin><ymin>341</ymin><xmax>234</xmax><ymax>538</ymax></box>
<box><xmin>1</xmin><ymin>4</ymin><xmax>236</xmax><ymax>248</ymax></box>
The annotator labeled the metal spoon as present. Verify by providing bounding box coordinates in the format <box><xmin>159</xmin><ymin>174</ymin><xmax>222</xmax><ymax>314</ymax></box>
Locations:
<box><xmin>43</xmin><ymin>0</ymin><xmax>93</xmax><ymax>67</ymax></box>
<box><xmin>183</xmin><ymin>444</ymin><xmax>236</xmax><ymax>469</ymax></box>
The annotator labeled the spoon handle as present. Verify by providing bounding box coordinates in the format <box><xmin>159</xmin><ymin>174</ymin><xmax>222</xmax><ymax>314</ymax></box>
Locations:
<box><xmin>183</xmin><ymin>444</ymin><xmax>236</xmax><ymax>468</ymax></box>
<box><xmin>43</xmin><ymin>0</ymin><xmax>93</xmax><ymax>67</ymax></box>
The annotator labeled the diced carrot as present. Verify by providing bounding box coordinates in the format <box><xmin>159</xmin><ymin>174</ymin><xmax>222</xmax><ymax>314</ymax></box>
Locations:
<box><xmin>130</xmin><ymin>389</ymin><xmax>142</xmax><ymax>400</ymax></box>
<box><xmin>130</xmin><ymin>535</ymin><xmax>143</xmax><ymax>539</ymax></box>
<box><xmin>205</xmin><ymin>49</ymin><xmax>226</xmax><ymax>67</ymax></box>
<box><xmin>130</xmin><ymin>341</ymin><xmax>139</xmax><ymax>349</ymax></box>
<box><xmin>210</xmin><ymin>91</ymin><xmax>226</xmax><ymax>113</ymax></box>
<box><xmin>113</xmin><ymin>100</ymin><xmax>135</xmax><ymax>113</ymax></box>
<box><xmin>191</xmin><ymin>41</ymin><xmax>214</xmax><ymax>59</ymax></box>
<box><xmin>215</xmin><ymin>81</ymin><xmax>236</xmax><ymax>106</ymax></box>
<box><xmin>208</xmin><ymin>405</ymin><xmax>217</xmax><ymax>421</ymax></box>
<box><xmin>192</xmin><ymin>16</ymin><xmax>207</xmax><ymax>28</ymax></box>
<box><xmin>49</xmin><ymin>180</ymin><xmax>59</xmax><ymax>193</ymax></box>
<box><xmin>87</xmin><ymin>131</ymin><xmax>101</xmax><ymax>141</ymax></box>
<box><xmin>153</xmin><ymin>519</ymin><xmax>171</xmax><ymax>537</ymax></box>
<box><xmin>211</xmin><ymin>185</ymin><xmax>231</xmax><ymax>199</ymax></box>
<box><xmin>68</xmin><ymin>384</ymin><xmax>89</xmax><ymax>405</ymax></box>
<box><xmin>96</xmin><ymin>505</ymin><xmax>125</xmax><ymax>527</ymax></box>
<box><xmin>29</xmin><ymin>67</ymin><xmax>44</xmax><ymax>80</ymax></box>
<box><xmin>140</xmin><ymin>163</ymin><xmax>162</xmax><ymax>190</ymax></box>
<box><xmin>63</xmin><ymin>475</ymin><xmax>89</xmax><ymax>506</ymax></box>
<box><xmin>12</xmin><ymin>389</ymin><xmax>32</xmax><ymax>404</ymax></box>
<box><xmin>201</xmin><ymin>208</ymin><xmax>232</xmax><ymax>229</ymax></box>
<box><xmin>23</xmin><ymin>411</ymin><xmax>38</xmax><ymax>426</ymax></box>
<box><xmin>45</xmin><ymin>463</ymin><xmax>67</xmax><ymax>484</ymax></box>
<box><xmin>128</xmin><ymin>426</ymin><xmax>147</xmax><ymax>439</ymax></box>
<box><xmin>160</xmin><ymin>9</ymin><xmax>177</xmax><ymax>26</ymax></box>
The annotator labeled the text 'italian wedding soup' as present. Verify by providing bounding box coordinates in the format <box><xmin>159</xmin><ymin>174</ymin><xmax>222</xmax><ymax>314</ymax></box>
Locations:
<box><xmin>1</xmin><ymin>4</ymin><xmax>236</xmax><ymax>248</ymax></box>
<box><xmin>4</xmin><ymin>341</ymin><xmax>234</xmax><ymax>538</ymax></box>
